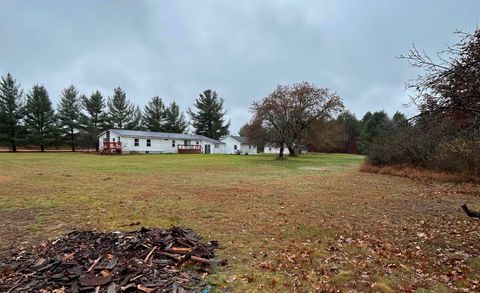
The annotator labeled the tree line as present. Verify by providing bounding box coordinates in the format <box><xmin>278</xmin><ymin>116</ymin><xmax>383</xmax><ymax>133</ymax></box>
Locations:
<box><xmin>243</xmin><ymin>28</ymin><xmax>479</xmax><ymax>176</ymax></box>
<box><xmin>0</xmin><ymin>75</ymin><xmax>231</xmax><ymax>152</ymax></box>
<box><xmin>300</xmin><ymin>109</ymin><xmax>408</xmax><ymax>155</ymax></box>
<box><xmin>241</xmin><ymin>87</ymin><xmax>409</xmax><ymax>158</ymax></box>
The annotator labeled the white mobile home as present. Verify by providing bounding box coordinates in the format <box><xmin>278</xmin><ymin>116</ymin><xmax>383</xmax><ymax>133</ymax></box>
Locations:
<box><xmin>264</xmin><ymin>145</ymin><xmax>289</xmax><ymax>155</ymax></box>
<box><xmin>221</xmin><ymin>135</ymin><xmax>257</xmax><ymax>155</ymax></box>
<box><xmin>98</xmin><ymin>129</ymin><xmax>225</xmax><ymax>154</ymax></box>
<box><xmin>264</xmin><ymin>144</ymin><xmax>308</xmax><ymax>155</ymax></box>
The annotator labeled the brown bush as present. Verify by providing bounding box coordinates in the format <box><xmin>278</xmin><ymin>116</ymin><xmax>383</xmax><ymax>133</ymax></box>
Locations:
<box><xmin>360</xmin><ymin>163</ymin><xmax>479</xmax><ymax>183</ymax></box>
<box><xmin>434</xmin><ymin>138</ymin><xmax>480</xmax><ymax>175</ymax></box>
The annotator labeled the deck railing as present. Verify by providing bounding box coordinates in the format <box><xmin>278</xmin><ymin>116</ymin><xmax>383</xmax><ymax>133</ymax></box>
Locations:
<box><xmin>178</xmin><ymin>145</ymin><xmax>202</xmax><ymax>154</ymax></box>
<box><xmin>101</xmin><ymin>141</ymin><xmax>122</xmax><ymax>154</ymax></box>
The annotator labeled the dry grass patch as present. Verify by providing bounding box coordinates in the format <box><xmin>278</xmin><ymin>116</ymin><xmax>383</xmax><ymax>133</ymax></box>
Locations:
<box><xmin>361</xmin><ymin>163</ymin><xmax>480</xmax><ymax>184</ymax></box>
<box><xmin>1</xmin><ymin>153</ymin><xmax>480</xmax><ymax>291</ymax></box>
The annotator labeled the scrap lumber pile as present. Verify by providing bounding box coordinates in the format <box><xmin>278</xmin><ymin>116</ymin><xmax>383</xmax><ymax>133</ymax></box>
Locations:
<box><xmin>0</xmin><ymin>227</ymin><xmax>226</xmax><ymax>292</ymax></box>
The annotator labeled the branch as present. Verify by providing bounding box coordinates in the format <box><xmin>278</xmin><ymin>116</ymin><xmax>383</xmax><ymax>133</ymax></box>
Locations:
<box><xmin>461</xmin><ymin>204</ymin><xmax>480</xmax><ymax>219</ymax></box>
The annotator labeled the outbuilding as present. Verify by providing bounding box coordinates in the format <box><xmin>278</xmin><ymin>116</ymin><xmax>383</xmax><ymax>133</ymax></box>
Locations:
<box><xmin>264</xmin><ymin>144</ymin><xmax>308</xmax><ymax>155</ymax></box>
<box><xmin>221</xmin><ymin>135</ymin><xmax>257</xmax><ymax>155</ymax></box>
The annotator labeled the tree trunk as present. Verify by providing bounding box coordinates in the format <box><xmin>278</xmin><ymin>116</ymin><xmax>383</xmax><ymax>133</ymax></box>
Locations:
<box><xmin>288</xmin><ymin>146</ymin><xmax>296</xmax><ymax>156</ymax></box>
<box><xmin>279</xmin><ymin>144</ymin><xmax>284</xmax><ymax>158</ymax></box>
<box><xmin>11</xmin><ymin>127</ymin><xmax>17</xmax><ymax>152</ymax></box>
<box><xmin>40</xmin><ymin>145</ymin><xmax>45</xmax><ymax>152</ymax></box>
<box><xmin>71</xmin><ymin>128</ymin><xmax>75</xmax><ymax>152</ymax></box>
<box><xmin>11</xmin><ymin>137</ymin><xmax>16</xmax><ymax>152</ymax></box>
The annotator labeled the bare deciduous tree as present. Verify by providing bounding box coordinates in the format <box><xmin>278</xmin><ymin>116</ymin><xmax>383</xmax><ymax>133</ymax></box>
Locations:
<box><xmin>400</xmin><ymin>29</ymin><xmax>480</xmax><ymax>135</ymax></box>
<box><xmin>251</xmin><ymin>82</ymin><xmax>343</xmax><ymax>158</ymax></box>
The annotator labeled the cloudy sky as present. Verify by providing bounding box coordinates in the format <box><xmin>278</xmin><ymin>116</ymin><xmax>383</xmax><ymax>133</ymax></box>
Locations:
<box><xmin>1</xmin><ymin>1</ymin><xmax>479</xmax><ymax>132</ymax></box>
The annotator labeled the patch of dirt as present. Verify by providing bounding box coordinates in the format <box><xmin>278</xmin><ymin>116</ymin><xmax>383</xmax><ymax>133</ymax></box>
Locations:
<box><xmin>0</xmin><ymin>209</ymin><xmax>39</xmax><ymax>255</ymax></box>
<box><xmin>0</xmin><ymin>209</ymin><xmax>77</xmax><ymax>257</ymax></box>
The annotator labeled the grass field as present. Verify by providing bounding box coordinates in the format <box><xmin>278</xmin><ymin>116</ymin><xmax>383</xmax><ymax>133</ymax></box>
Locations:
<box><xmin>1</xmin><ymin>153</ymin><xmax>480</xmax><ymax>292</ymax></box>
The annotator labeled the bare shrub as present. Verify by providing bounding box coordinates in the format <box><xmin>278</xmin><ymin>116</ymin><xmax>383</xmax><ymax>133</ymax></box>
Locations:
<box><xmin>434</xmin><ymin>137</ymin><xmax>480</xmax><ymax>175</ymax></box>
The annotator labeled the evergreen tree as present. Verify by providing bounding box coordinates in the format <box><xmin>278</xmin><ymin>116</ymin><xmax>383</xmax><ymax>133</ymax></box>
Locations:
<box><xmin>82</xmin><ymin>90</ymin><xmax>107</xmax><ymax>151</ymax></box>
<box><xmin>361</xmin><ymin>111</ymin><xmax>373</xmax><ymax>126</ymax></box>
<box><xmin>392</xmin><ymin>111</ymin><xmax>409</xmax><ymax>128</ymax></box>
<box><xmin>188</xmin><ymin>89</ymin><xmax>230</xmax><ymax>140</ymax></box>
<box><xmin>127</xmin><ymin>105</ymin><xmax>142</xmax><ymax>130</ymax></box>
<box><xmin>24</xmin><ymin>85</ymin><xmax>56</xmax><ymax>151</ymax></box>
<box><xmin>163</xmin><ymin>101</ymin><xmax>188</xmax><ymax>133</ymax></box>
<box><xmin>57</xmin><ymin>85</ymin><xmax>82</xmax><ymax>151</ymax></box>
<box><xmin>106</xmin><ymin>87</ymin><xmax>135</xmax><ymax>129</ymax></box>
<box><xmin>359</xmin><ymin>111</ymin><xmax>392</xmax><ymax>154</ymax></box>
<box><xmin>336</xmin><ymin>111</ymin><xmax>361</xmax><ymax>153</ymax></box>
<box><xmin>0</xmin><ymin>73</ymin><xmax>23</xmax><ymax>151</ymax></box>
<box><xmin>142</xmin><ymin>96</ymin><xmax>165</xmax><ymax>131</ymax></box>
<box><xmin>50</xmin><ymin>120</ymin><xmax>65</xmax><ymax>150</ymax></box>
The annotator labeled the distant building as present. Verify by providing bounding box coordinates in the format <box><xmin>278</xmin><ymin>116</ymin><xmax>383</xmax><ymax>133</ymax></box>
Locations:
<box><xmin>263</xmin><ymin>144</ymin><xmax>289</xmax><ymax>155</ymax></box>
<box><xmin>264</xmin><ymin>144</ymin><xmax>308</xmax><ymax>155</ymax></box>
<box><xmin>221</xmin><ymin>135</ymin><xmax>257</xmax><ymax>155</ymax></box>
<box><xmin>98</xmin><ymin>129</ymin><xmax>225</xmax><ymax>154</ymax></box>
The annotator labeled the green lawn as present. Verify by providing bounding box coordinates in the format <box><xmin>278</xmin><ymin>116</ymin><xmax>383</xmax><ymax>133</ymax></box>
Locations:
<box><xmin>1</xmin><ymin>153</ymin><xmax>479</xmax><ymax>292</ymax></box>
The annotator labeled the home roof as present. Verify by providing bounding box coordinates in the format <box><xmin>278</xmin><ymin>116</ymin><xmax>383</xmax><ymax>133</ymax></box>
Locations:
<box><xmin>100</xmin><ymin>129</ymin><xmax>224</xmax><ymax>144</ymax></box>
<box><xmin>229</xmin><ymin>135</ymin><xmax>250</xmax><ymax>144</ymax></box>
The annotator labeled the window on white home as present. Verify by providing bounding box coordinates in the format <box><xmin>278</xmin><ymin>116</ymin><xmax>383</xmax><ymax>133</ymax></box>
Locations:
<box><xmin>112</xmin><ymin>138</ymin><xmax>116</xmax><ymax>142</ymax></box>
<box><xmin>249</xmin><ymin>145</ymin><xmax>251</xmax><ymax>149</ymax></box>
<box><xmin>269</xmin><ymin>147</ymin><xmax>272</xmax><ymax>151</ymax></box>
<box><xmin>196</xmin><ymin>140</ymin><xmax>199</xmax><ymax>145</ymax></box>
<box><xmin>234</xmin><ymin>145</ymin><xmax>237</xmax><ymax>150</ymax></box>
<box><xmin>134</xmin><ymin>138</ymin><xmax>139</xmax><ymax>146</ymax></box>
<box><xmin>172</xmin><ymin>140</ymin><xmax>176</xmax><ymax>147</ymax></box>
<box><xmin>146</xmin><ymin>139</ymin><xmax>151</xmax><ymax>147</ymax></box>
<box><xmin>118</xmin><ymin>136</ymin><xmax>121</xmax><ymax>142</ymax></box>
<box><xmin>215</xmin><ymin>144</ymin><xmax>219</xmax><ymax>148</ymax></box>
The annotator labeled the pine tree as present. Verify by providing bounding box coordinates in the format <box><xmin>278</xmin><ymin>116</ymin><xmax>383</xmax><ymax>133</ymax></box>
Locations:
<box><xmin>392</xmin><ymin>111</ymin><xmax>409</xmax><ymax>128</ymax></box>
<box><xmin>106</xmin><ymin>87</ymin><xmax>135</xmax><ymax>129</ymax></box>
<box><xmin>188</xmin><ymin>89</ymin><xmax>230</xmax><ymax>140</ymax></box>
<box><xmin>336</xmin><ymin>111</ymin><xmax>361</xmax><ymax>153</ymax></box>
<box><xmin>142</xmin><ymin>96</ymin><xmax>165</xmax><ymax>131</ymax></box>
<box><xmin>163</xmin><ymin>101</ymin><xmax>188</xmax><ymax>133</ymax></box>
<box><xmin>24</xmin><ymin>85</ymin><xmax>56</xmax><ymax>151</ymax></box>
<box><xmin>127</xmin><ymin>105</ymin><xmax>142</xmax><ymax>130</ymax></box>
<box><xmin>359</xmin><ymin>111</ymin><xmax>392</xmax><ymax>154</ymax></box>
<box><xmin>0</xmin><ymin>73</ymin><xmax>23</xmax><ymax>152</ymax></box>
<box><xmin>57</xmin><ymin>85</ymin><xmax>82</xmax><ymax>152</ymax></box>
<box><xmin>82</xmin><ymin>90</ymin><xmax>107</xmax><ymax>151</ymax></box>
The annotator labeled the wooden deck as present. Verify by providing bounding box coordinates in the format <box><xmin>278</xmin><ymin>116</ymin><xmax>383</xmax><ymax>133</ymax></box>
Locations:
<box><xmin>100</xmin><ymin>141</ymin><xmax>122</xmax><ymax>154</ymax></box>
<box><xmin>178</xmin><ymin>145</ymin><xmax>202</xmax><ymax>154</ymax></box>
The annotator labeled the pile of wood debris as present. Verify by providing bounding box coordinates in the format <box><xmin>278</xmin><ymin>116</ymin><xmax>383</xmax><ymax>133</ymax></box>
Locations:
<box><xmin>0</xmin><ymin>227</ymin><xmax>226</xmax><ymax>292</ymax></box>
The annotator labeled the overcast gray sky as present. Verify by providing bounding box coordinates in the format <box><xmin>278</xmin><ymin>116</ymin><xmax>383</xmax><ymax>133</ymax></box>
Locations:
<box><xmin>1</xmin><ymin>1</ymin><xmax>479</xmax><ymax>133</ymax></box>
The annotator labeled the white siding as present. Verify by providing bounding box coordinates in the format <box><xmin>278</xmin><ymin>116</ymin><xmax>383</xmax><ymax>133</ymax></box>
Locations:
<box><xmin>263</xmin><ymin>145</ymin><xmax>289</xmax><ymax>155</ymax></box>
<box><xmin>222</xmin><ymin>137</ymin><xmax>238</xmax><ymax>154</ymax></box>
<box><xmin>221</xmin><ymin>136</ymin><xmax>257</xmax><ymax>155</ymax></box>
<box><xmin>99</xmin><ymin>131</ymin><xmax>227</xmax><ymax>154</ymax></box>
<box><xmin>240</xmin><ymin>144</ymin><xmax>257</xmax><ymax>155</ymax></box>
<box><xmin>121</xmin><ymin>137</ymin><xmax>178</xmax><ymax>153</ymax></box>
